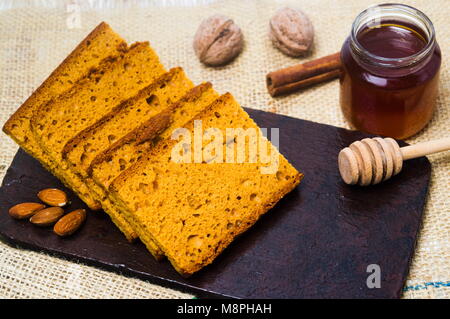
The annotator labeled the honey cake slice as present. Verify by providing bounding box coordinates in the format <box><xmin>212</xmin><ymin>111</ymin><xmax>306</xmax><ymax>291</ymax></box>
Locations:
<box><xmin>30</xmin><ymin>41</ymin><xmax>166</xmax><ymax>209</ymax></box>
<box><xmin>63</xmin><ymin>67</ymin><xmax>193</xmax><ymax>179</ymax></box>
<box><xmin>89</xmin><ymin>83</ymin><xmax>219</xmax><ymax>251</ymax></box>
<box><xmin>62</xmin><ymin>68</ymin><xmax>194</xmax><ymax>242</ymax></box>
<box><xmin>2</xmin><ymin>22</ymin><xmax>126</xmax><ymax>207</ymax></box>
<box><xmin>109</xmin><ymin>93</ymin><xmax>302</xmax><ymax>275</ymax></box>
<box><xmin>93</xmin><ymin>111</ymin><xmax>172</xmax><ymax>255</ymax></box>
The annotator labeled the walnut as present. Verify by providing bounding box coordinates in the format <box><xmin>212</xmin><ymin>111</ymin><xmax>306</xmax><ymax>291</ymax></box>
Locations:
<box><xmin>193</xmin><ymin>15</ymin><xmax>244</xmax><ymax>66</ymax></box>
<box><xmin>269</xmin><ymin>7</ymin><xmax>314</xmax><ymax>57</ymax></box>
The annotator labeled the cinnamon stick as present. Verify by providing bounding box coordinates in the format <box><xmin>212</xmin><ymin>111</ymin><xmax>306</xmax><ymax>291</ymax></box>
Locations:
<box><xmin>266</xmin><ymin>52</ymin><xmax>342</xmax><ymax>97</ymax></box>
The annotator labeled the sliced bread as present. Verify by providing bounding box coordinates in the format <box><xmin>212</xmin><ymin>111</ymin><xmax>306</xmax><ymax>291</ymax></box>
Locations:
<box><xmin>2</xmin><ymin>22</ymin><xmax>126</xmax><ymax>207</ymax></box>
<box><xmin>89</xmin><ymin>82</ymin><xmax>219</xmax><ymax>192</ymax></box>
<box><xmin>62</xmin><ymin>68</ymin><xmax>193</xmax><ymax>243</ymax></box>
<box><xmin>3</xmin><ymin>22</ymin><xmax>126</xmax><ymax>156</ymax></box>
<box><xmin>89</xmin><ymin>83</ymin><xmax>219</xmax><ymax>252</ymax></box>
<box><xmin>63</xmin><ymin>67</ymin><xmax>193</xmax><ymax>179</ymax></box>
<box><xmin>30</xmin><ymin>41</ymin><xmax>166</xmax><ymax>209</ymax></box>
<box><xmin>108</xmin><ymin>93</ymin><xmax>302</xmax><ymax>275</ymax></box>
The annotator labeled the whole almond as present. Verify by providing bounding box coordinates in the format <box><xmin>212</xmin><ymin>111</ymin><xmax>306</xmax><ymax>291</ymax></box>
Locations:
<box><xmin>9</xmin><ymin>202</ymin><xmax>46</xmax><ymax>219</ymax></box>
<box><xmin>53</xmin><ymin>209</ymin><xmax>86</xmax><ymax>237</ymax></box>
<box><xmin>30</xmin><ymin>207</ymin><xmax>64</xmax><ymax>227</ymax></box>
<box><xmin>38</xmin><ymin>188</ymin><xmax>68</xmax><ymax>207</ymax></box>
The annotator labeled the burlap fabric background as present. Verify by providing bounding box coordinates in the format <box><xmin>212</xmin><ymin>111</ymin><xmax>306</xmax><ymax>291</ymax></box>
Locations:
<box><xmin>0</xmin><ymin>0</ymin><xmax>448</xmax><ymax>299</ymax></box>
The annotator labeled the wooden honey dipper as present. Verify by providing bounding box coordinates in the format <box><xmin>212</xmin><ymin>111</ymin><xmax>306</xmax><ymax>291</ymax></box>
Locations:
<box><xmin>338</xmin><ymin>137</ymin><xmax>450</xmax><ymax>185</ymax></box>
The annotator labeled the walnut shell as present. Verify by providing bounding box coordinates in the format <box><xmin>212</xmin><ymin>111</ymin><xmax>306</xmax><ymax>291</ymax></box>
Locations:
<box><xmin>269</xmin><ymin>7</ymin><xmax>314</xmax><ymax>57</ymax></box>
<box><xmin>193</xmin><ymin>14</ymin><xmax>244</xmax><ymax>66</ymax></box>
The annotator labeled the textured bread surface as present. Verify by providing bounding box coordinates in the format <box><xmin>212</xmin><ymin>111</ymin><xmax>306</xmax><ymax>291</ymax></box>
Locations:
<box><xmin>61</xmin><ymin>67</ymin><xmax>192</xmax><ymax>242</ymax></box>
<box><xmin>90</xmin><ymin>83</ymin><xmax>219</xmax><ymax>252</ymax></box>
<box><xmin>94</xmin><ymin>110</ymin><xmax>171</xmax><ymax>251</ymax></box>
<box><xmin>109</xmin><ymin>93</ymin><xmax>302</xmax><ymax>276</ymax></box>
<box><xmin>31</xmin><ymin>41</ymin><xmax>165</xmax><ymax>159</ymax></box>
<box><xmin>94</xmin><ymin>110</ymin><xmax>173</xmax><ymax>245</ymax></box>
<box><xmin>90</xmin><ymin>82</ymin><xmax>218</xmax><ymax>191</ymax></box>
<box><xmin>1</xmin><ymin>22</ymin><xmax>126</xmax><ymax>208</ymax></box>
<box><xmin>63</xmin><ymin>67</ymin><xmax>193</xmax><ymax>178</ymax></box>
<box><xmin>30</xmin><ymin>41</ymin><xmax>165</xmax><ymax>209</ymax></box>
<box><xmin>2</xmin><ymin>22</ymin><xmax>126</xmax><ymax>153</ymax></box>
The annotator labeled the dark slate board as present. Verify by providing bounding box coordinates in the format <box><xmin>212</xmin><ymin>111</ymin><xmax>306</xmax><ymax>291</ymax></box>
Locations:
<box><xmin>0</xmin><ymin>109</ymin><xmax>431</xmax><ymax>299</ymax></box>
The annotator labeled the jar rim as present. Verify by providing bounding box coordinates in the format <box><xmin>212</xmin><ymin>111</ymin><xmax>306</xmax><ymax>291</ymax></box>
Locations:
<box><xmin>350</xmin><ymin>3</ymin><xmax>436</xmax><ymax>68</ymax></box>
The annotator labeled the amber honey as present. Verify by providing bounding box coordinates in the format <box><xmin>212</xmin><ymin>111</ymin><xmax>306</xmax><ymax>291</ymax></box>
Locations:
<box><xmin>340</xmin><ymin>4</ymin><xmax>441</xmax><ymax>139</ymax></box>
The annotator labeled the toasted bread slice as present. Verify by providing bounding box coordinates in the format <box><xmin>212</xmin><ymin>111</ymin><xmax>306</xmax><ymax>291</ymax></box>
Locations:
<box><xmin>2</xmin><ymin>22</ymin><xmax>127</xmax><ymax>208</ymax></box>
<box><xmin>63</xmin><ymin>68</ymin><xmax>194</xmax><ymax>242</ymax></box>
<box><xmin>30</xmin><ymin>41</ymin><xmax>165</xmax><ymax>209</ymax></box>
<box><xmin>89</xmin><ymin>83</ymin><xmax>219</xmax><ymax>254</ymax></box>
<box><xmin>109</xmin><ymin>93</ymin><xmax>302</xmax><ymax>275</ymax></box>
<box><xmin>63</xmin><ymin>67</ymin><xmax>193</xmax><ymax>178</ymax></box>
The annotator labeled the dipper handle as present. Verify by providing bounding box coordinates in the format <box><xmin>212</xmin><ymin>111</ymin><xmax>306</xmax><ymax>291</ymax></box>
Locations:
<box><xmin>400</xmin><ymin>137</ymin><xmax>450</xmax><ymax>160</ymax></box>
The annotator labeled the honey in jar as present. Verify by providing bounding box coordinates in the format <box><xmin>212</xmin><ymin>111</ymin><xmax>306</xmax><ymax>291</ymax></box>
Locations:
<box><xmin>340</xmin><ymin>4</ymin><xmax>441</xmax><ymax>139</ymax></box>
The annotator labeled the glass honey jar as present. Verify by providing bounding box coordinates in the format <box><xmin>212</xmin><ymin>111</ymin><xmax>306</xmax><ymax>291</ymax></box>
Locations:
<box><xmin>340</xmin><ymin>3</ymin><xmax>441</xmax><ymax>139</ymax></box>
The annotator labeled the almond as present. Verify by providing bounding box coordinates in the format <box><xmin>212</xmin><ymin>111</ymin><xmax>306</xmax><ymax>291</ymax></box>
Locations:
<box><xmin>38</xmin><ymin>188</ymin><xmax>68</xmax><ymax>207</ymax></box>
<box><xmin>9</xmin><ymin>202</ymin><xmax>46</xmax><ymax>219</ymax></box>
<box><xmin>30</xmin><ymin>207</ymin><xmax>64</xmax><ymax>227</ymax></box>
<box><xmin>53</xmin><ymin>209</ymin><xmax>86</xmax><ymax>237</ymax></box>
